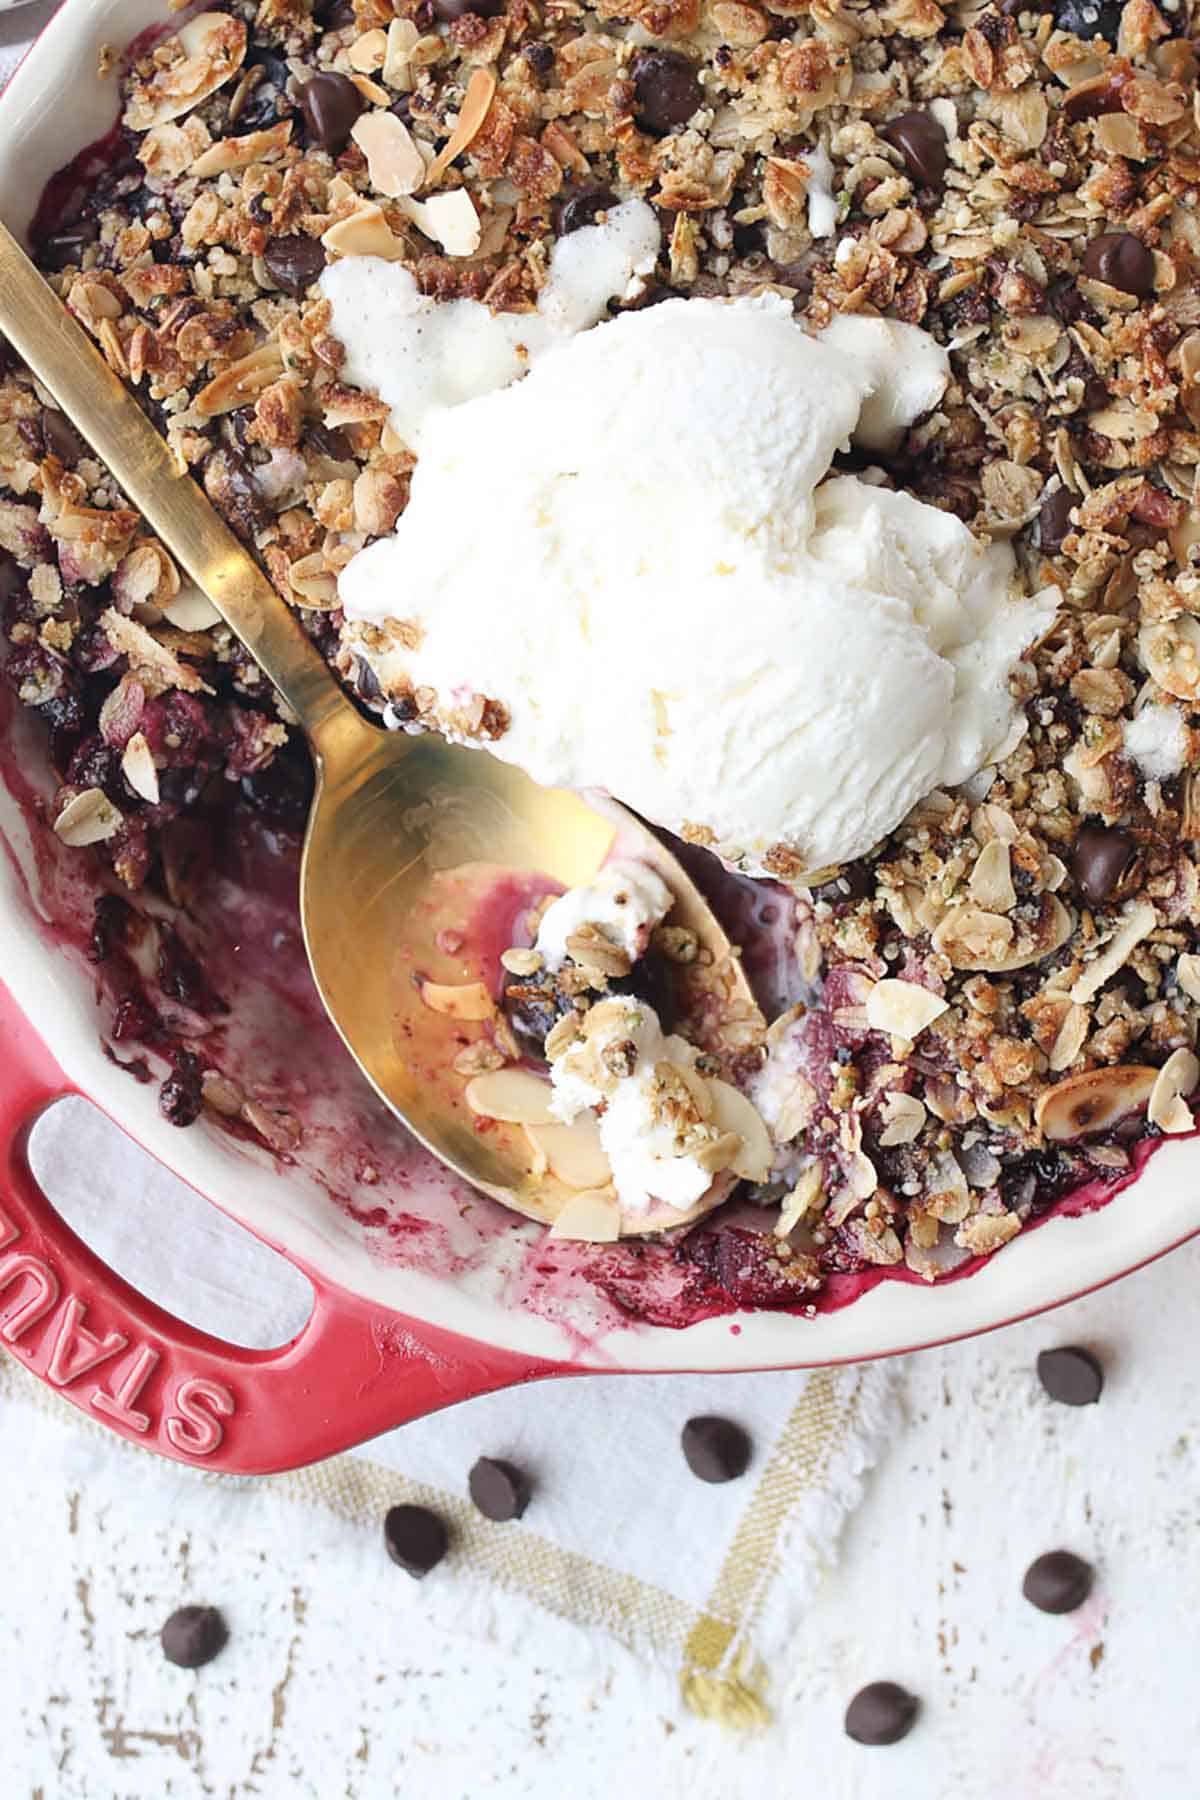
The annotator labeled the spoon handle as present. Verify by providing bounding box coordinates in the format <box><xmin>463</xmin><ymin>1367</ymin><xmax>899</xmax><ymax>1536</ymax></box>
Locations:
<box><xmin>0</xmin><ymin>217</ymin><xmax>364</xmax><ymax>760</ymax></box>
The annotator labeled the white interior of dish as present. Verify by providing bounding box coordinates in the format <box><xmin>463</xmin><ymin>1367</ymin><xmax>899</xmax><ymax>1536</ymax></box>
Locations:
<box><xmin>2</xmin><ymin>0</ymin><xmax>1198</xmax><ymax>1374</ymax></box>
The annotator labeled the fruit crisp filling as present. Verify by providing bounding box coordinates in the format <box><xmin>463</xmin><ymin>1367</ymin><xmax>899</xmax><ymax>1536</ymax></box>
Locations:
<box><xmin>2</xmin><ymin>0</ymin><xmax>1199</xmax><ymax>1295</ymax></box>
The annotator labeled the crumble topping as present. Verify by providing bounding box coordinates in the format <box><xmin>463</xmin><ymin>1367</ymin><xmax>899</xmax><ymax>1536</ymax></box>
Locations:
<box><xmin>2</xmin><ymin>0</ymin><xmax>1199</xmax><ymax>1296</ymax></box>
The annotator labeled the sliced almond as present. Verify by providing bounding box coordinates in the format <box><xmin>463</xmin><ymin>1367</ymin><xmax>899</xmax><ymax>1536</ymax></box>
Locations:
<box><xmin>1048</xmin><ymin>1001</ymin><xmax>1089</xmax><ymax>1073</ymax></box>
<box><xmin>425</xmin><ymin>67</ymin><xmax>496</xmax><ymax>188</ymax></box>
<box><xmin>775</xmin><ymin>1161</ymin><xmax>824</xmax><ymax>1238</ymax></box>
<box><xmin>383</xmin><ymin>17</ymin><xmax>420</xmax><ymax>90</ymax></box>
<box><xmin>188</xmin><ymin>120</ymin><xmax>291</xmax><ymax>178</ymax></box>
<box><xmin>500</xmin><ymin>947</ymin><xmax>543</xmax><ymax>977</ymax></box>
<box><xmin>935</xmin><ymin>896</ymin><xmax>1073</xmax><ymax>974</ymax></box>
<box><xmin>418</xmin><ymin>979</ymin><xmax>495</xmax><ymax>1020</ymax></box>
<box><xmin>464</xmin><ymin>1068</ymin><xmax>556</xmax><ymax>1126</ymax></box>
<box><xmin>706</xmin><ymin>1079</ymin><xmax>773</xmax><ymax>1181</ymax></box>
<box><xmin>120</xmin><ymin>731</ymin><xmax>160</xmax><ymax>804</ymax></box>
<box><xmin>161</xmin><ymin>585</ymin><xmax>221</xmax><ymax>631</ymax></box>
<box><xmin>1035</xmin><ymin>1064</ymin><xmax>1158</xmax><ymax>1143</ymax></box>
<box><xmin>1148</xmin><ymin>1047</ymin><xmax>1200</xmax><ymax>1135</ymax></box>
<box><xmin>1070</xmin><ymin>901</ymin><xmax>1157</xmax><ymax>1005</ymax></box>
<box><xmin>195</xmin><ymin>341</ymin><xmax>285</xmax><ymax>418</ymax></box>
<box><xmin>397</xmin><ymin>190</ymin><xmax>480</xmax><ymax>258</ymax></box>
<box><xmin>548</xmin><ymin>1188</ymin><xmax>621</xmax><ymax>1242</ymax></box>
<box><xmin>968</xmin><ymin>838</ymin><xmax>1017</xmax><ymax>913</ymax></box>
<box><xmin>878</xmin><ymin>1090</ymin><xmax>927</xmax><ymax>1147</ymax></box>
<box><xmin>1177</xmin><ymin>953</ymin><xmax>1200</xmax><ymax>1005</ymax></box>
<box><xmin>351</xmin><ymin>110</ymin><xmax>426</xmax><ymax>199</ymax></box>
<box><xmin>524</xmin><ymin>1117</ymin><xmax>611</xmax><ymax>1189</ymax></box>
<box><xmin>53</xmin><ymin>787</ymin><xmax>122</xmax><ymax>848</ymax></box>
<box><xmin>322</xmin><ymin>202</ymin><xmax>408</xmax><ymax>261</ymax></box>
<box><xmin>865</xmin><ymin>979</ymin><xmax>948</xmax><ymax>1042</ymax></box>
<box><xmin>544</xmin><ymin>1011</ymin><xmax>582</xmax><ymax>1061</ymax></box>
<box><xmin>348</xmin><ymin>28</ymin><xmax>388</xmax><ymax>72</ymax></box>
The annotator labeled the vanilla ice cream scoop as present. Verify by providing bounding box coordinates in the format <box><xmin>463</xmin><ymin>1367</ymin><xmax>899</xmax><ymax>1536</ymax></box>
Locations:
<box><xmin>334</xmin><ymin>291</ymin><xmax>1057</xmax><ymax>877</ymax></box>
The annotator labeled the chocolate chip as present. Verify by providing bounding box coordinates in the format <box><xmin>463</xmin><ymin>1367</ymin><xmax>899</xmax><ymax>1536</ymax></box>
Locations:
<box><xmin>1037</xmin><ymin>1346</ymin><xmax>1104</xmax><ymax>1406</ymax></box>
<box><xmin>680</xmin><ymin>1415</ymin><xmax>752</xmax><ymax>1483</ymax></box>
<box><xmin>42</xmin><ymin>409</ymin><xmax>87</xmax><ymax>465</ymax></box>
<box><xmin>305</xmin><ymin>419</ymin><xmax>353</xmax><ymax>462</ymax></box>
<box><xmin>1022</xmin><ymin>1550</ymin><xmax>1094</xmax><ymax>1614</ymax></box>
<box><xmin>299</xmin><ymin>70</ymin><xmax>365</xmax><ymax>152</ymax></box>
<box><xmin>630</xmin><ymin>50</ymin><xmax>703</xmax><ymax>135</ymax></box>
<box><xmin>1053</xmin><ymin>0</ymin><xmax>1122</xmax><ymax>45</ymax></box>
<box><xmin>469</xmin><ymin>1456</ymin><xmax>531</xmax><ymax>1521</ymax></box>
<box><xmin>880</xmin><ymin>110</ymin><xmax>948</xmax><ymax>189</ymax></box>
<box><xmin>383</xmin><ymin>1503</ymin><xmax>449</xmax><ymax>1577</ymax></box>
<box><xmin>432</xmin><ymin>0</ymin><xmax>504</xmax><ymax>18</ymax></box>
<box><xmin>1038</xmin><ymin>485</ymin><xmax>1076</xmax><ymax>555</ymax></box>
<box><xmin>1082</xmin><ymin>232</ymin><xmax>1155</xmax><ymax>299</ymax></box>
<box><xmin>558</xmin><ymin>186</ymin><xmax>618</xmax><ymax>235</ymax></box>
<box><xmin>1070</xmin><ymin>824</ymin><xmax>1137</xmax><ymax>906</ymax></box>
<box><xmin>263</xmin><ymin>234</ymin><xmax>327</xmax><ymax>298</ymax></box>
<box><xmin>813</xmin><ymin>860</ymin><xmax>874</xmax><ymax>905</ymax></box>
<box><xmin>844</xmin><ymin>1681</ymin><xmax>920</xmax><ymax>1746</ymax></box>
<box><xmin>161</xmin><ymin>1605</ymin><xmax>228</xmax><ymax>1668</ymax></box>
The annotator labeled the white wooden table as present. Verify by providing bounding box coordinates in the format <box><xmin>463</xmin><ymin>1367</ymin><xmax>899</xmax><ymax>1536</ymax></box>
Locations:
<box><xmin>6</xmin><ymin>1231</ymin><xmax>1199</xmax><ymax>1800</ymax></box>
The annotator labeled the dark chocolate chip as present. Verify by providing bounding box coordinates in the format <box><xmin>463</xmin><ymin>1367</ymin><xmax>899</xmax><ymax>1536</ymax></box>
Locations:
<box><xmin>680</xmin><ymin>1415</ymin><xmax>752</xmax><ymax>1484</ymax></box>
<box><xmin>469</xmin><ymin>1456</ymin><xmax>531</xmax><ymax>1521</ymax></box>
<box><xmin>880</xmin><ymin>109</ymin><xmax>948</xmax><ymax>189</ymax></box>
<box><xmin>263</xmin><ymin>233</ymin><xmax>327</xmax><ymax>298</ymax></box>
<box><xmin>1053</xmin><ymin>0</ymin><xmax>1122</xmax><ymax>46</ymax></box>
<box><xmin>42</xmin><ymin>409</ymin><xmax>87</xmax><ymax>465</ymax></box>
<box><xmin>630</xmin><ymin>50</ymin><xmax>703</xmax><ymax>135</ymax></box>
<box><xmin>305</xmin><ymin>419</ymin><xmax>353</xmax><ymax>462</ymax></box>
<box><xmin>383</xmin><ymin>1503</ymin><xmax>450</xmax><ymax>1577</ymax></box>
<box><xmin>161</xmin><ymin>1605</ymin><xmax>228</xmax><ymax>1668</ymax></box>
<box><xmin>844</xmin><ymin>1681</ymin><xmax>920</xmax><ymax>1746</ymax></box>
<box><xmin>1070</xmin><ymin>824</ymin><xmax>1137</xmax><ymax>906</ymax></box>
<box><xmin>1082</xmin><ymin>232</ymin><xmax>1155</xmax><ymax>299</ymax></box>
<box><xmin>1038</xmin><ymin>485</ymin><xmax>1076</xmax><ymax>555</ymax></box>
<box><xmin>1037</xmin><ymin>1346</ymin><xmax>1104</xmax><ymax>1407</ymax></box>
<box><xmin>1022</xmin><ymin>1550</ymin><xmax>1094</xmax><ymax>1614</ymax></box>
<box><xmin>812</xmin><ymin>860</ymin><xmax>874</xmax><ymax>905</ymax></box>
<box><xmin>299</xmin><ymin>70</ymin><xmax>365</xmax><ymax>153</ymax></box>
<box><xmin>558</xmin><ymin>186</ymin><xmax>618</xmax><ymax>235</ymax></box>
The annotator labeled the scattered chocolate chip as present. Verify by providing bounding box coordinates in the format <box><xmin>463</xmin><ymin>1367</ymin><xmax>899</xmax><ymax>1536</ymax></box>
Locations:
<box><xmin>681</xmin><ymin>1415</ymin><xmax>752</xmax><ymax>1484</ymax></box>
<box><xmin>263</xmin><ymin>234</ymin><xmax>326</xmax><ymax>298</ymax></box>
<box><xmin>844</xmin><ymin>1681</ymin><xmax>920</xmax><ymax>1746</ymax></box>
<box><xmin>383</xmin><ymin>1503</ymin><xmax>449</xmax><ymax>1577</ymax></box>
<box><xmin>469</xmin><ymin>1456</ymin><xmax>531</xmax><ymax>1521</ymax></box>
<box><xmin>1022</xmin><ymin>1550</ymin><xmax>1094</xmax><ymax>1614</ymax></box>
<box><xmin>813</xmin><ymin>860</ymin><xmax>874</xmax><ymax>905</ymax></box>
<box><xmin>298</xmin><ymin>70</ymin><xmax>365</xmax><ymax>153</ymax></box>
<box><xmin>558</xmin><ymin>186</ymin><xmax>618</xmax><ymax>235</ymax></box>
<box><xmin>161</xmin><ymin>1605</ymin><xmax>228</xmax><ymax>1668</ymax></box>
<box><xmin>880</xmin><ymin>110</ymin><xmax>948</xmax><ymax>189</ymax></box>
<box><xmin>42</xmin><ymin>409</ymin><xmax>87</xmax><ymax>465</ymax></box>
<box><xmin>159</xmin><ymin>1064</ymin><xmax>204</xmax><ymax>1128</ymax></box>
<box><xmin>1038</xmin><ymin>485</ymin><xmax>1076</xmax><ymax>555</ymax></box>
<box><xmin>1037</xmin><ymin>1346</ymin><xmax>1104</xmax><ymax>1407</ymax></box>
<box><xmin>1082</xmin><ymin>232</ymin><xmax>1155</xmax><ymax>299</ymax></box>
<box><xmin>630</xmin><ymin>50</ymin><xmax>703</xmax><ymax>135</ymax></box>
<box><xmin>432</xmin><ymin>0</ymin><xmax>504</xmax><ymax>18</ymax></box>
<box><xmin>1070</xmin><ymin>824</ymin><xmax>1137</xmax><ymax>906</ymax></box>
<box><xmin>1053</xmin><ymin>0</ymin><xmax>1122</xmax><ymax>45</ymax></box>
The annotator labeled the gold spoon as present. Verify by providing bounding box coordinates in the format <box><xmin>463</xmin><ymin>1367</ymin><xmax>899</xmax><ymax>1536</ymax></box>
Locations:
<box><xmin>0</xmin><ymin>218</ymin><xmax>762</xmax><ymax>1237</ymax></box>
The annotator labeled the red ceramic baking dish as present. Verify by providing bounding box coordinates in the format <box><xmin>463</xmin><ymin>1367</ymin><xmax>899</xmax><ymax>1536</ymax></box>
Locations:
<box><xmin>2</xmin><ymin>0</ymin><xmax>1199</xmax><ymax>1478</ymax></box>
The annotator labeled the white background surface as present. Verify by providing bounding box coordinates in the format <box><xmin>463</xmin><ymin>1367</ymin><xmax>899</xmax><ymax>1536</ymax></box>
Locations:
<box><xmin>6</xmin><ymin>1229</ymin><xmax>1200</xmax><ymax>1800</ymax></box>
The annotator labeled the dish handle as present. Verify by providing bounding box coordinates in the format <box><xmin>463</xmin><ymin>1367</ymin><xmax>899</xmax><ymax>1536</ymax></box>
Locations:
<box><xmin>0</xmin><ymin>985</ymin><xmax>563</xmax><ymax>1474</ymax></box>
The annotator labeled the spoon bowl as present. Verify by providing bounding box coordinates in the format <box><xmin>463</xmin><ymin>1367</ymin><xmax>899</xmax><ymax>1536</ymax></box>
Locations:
<box><xmin>0</xmin><ymin>218</ymin><xmax>761</xmax><ymax>1235</ymax></box>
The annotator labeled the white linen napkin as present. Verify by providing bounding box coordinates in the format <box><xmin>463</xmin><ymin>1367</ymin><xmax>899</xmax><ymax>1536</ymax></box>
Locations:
<box><xmin>6</xmin><ymin>1094</ymin><xmax>901</xmax><ymax>1724</ymax></box>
